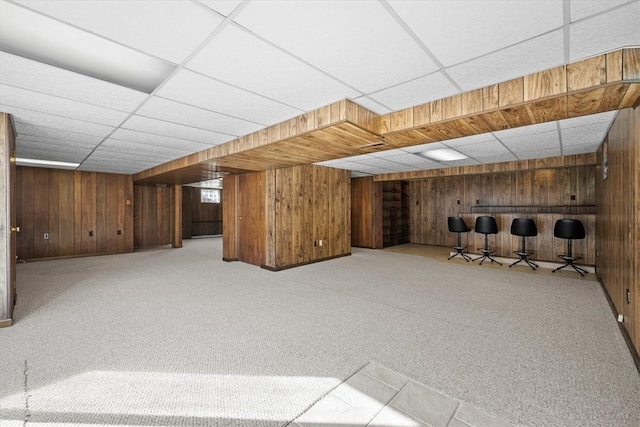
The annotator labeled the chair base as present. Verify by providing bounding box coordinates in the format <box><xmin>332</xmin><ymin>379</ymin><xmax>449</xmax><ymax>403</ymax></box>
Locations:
<box><xmin>509</xmin><ymin>251</ymin><xmax>538</xmax><ymax>270</ymax></box>
<box><xmin>448</xmin><ymin>246</ymin><xmax>472</xmax><ymax>262</ymax></box>
<box><xmin>472</xmin><ymin>249</ymin><xmax>502</xmax><ymax>266</ymax></box>
<box><xmin>552</xmin><ymin>255</ymin><xmax>587</xmax><ymax>276</ymax></box>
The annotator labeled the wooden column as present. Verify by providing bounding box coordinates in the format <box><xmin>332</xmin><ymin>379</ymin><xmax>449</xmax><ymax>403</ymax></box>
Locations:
<box><xmin>0</xmin><ymin>113</ymin><xmax>16</xmax><ymax>327</ymax></box>
<box><xmin>222</xmin><ymin>175</ymin><xmax>238</xmax><ymax>261</ymax></box>
<box><xmin>172</xmin><ymin>184</ymin><xmax>182</xmax><ymax>248</ymax></box>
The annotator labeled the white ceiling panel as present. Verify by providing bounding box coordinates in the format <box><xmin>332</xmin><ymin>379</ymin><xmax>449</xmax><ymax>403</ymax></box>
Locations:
<box><xmin>559</xmin><ymin>111</ymin><xmax>617</xmax><ymax>130</ymax></box>
<box><xmin>313</xmin><ymin>159</ymin><xmax>364</xmax><ymax>169</ymax></box>
<box><xmin>439</xmin><ymin>158</ymin><xmax>481</xmax><ymax>167</ymax></box>
<box><xmin>351</xmin><ymin>157</ymin><xmax>410</xmax><ymax>169</ymax></box>
<box><xmin>187</xmin><ymin>25</ymin><xmax>360</xmax><ymax>111</ymax></box>
<box><xmin>350</xmin><ymin>171</ymin><xmax>374</xmax><ymax>177</ymax></box>
<box><xmin>570</xmin><ymin>0</ymin><xmax>633</xmax><ymax>22</ymax></box>
<box><xmin>379</xmin><ymin>153</ymin><xmax>444</xmax><ymax>168</ymax></box>
<box><xmin>561</xmin><ymin>123</ymin><xmax>610</xmax><ymax>147</ymax></box>
<box><xmin>122</xmin><ymin>115</ymin><xmax>232</xmax><ymax>146</ymax></box>
<box><xmin>563</xmin><ymin>143</ymin><xmax>601</xmax><ymax>156</ymax></box>
<box><xmin>17</xmin><ymin>139</ymin><xmax>94</xmax><ymax>155</ymax></box>
<box><xmin>367</xmin><ymin>149</ymin><xmax>411</xmax><ymax>158</ymax></box>
<box><xmin>1</xmin><ymin>84</ymin><xmax>128</xmax><ymax>126</ymax></box>
<box><xmin>400</xmin><ymin>142</ymin><xmax>450</xmax><ymax>153</ymax></box>
<box><xmin>349</xmin><ymin>96</ymin><xmax>393</xmax><ymax>114</ymax></box>
<box><xmin>234</xmin><ymin>0</ymin><xmax>438</xmax><ymax>93</ymax></box>
<box><xmin>389</xmin><ymin>0</ymin><xmax>564</xmax><ymax>67</ymax></box>
<box><xmin>493</xmin><ymin>121</ymin><xmax>558</xmax><ymax>140</ymax></box>
<box><xmin>136</xmin><ymin>97</ymin><xmax>263</xmax><ymax>136</ymax></box>
<box><xmin>16</xmin><ymin>147</ymin><xmax>88</xmax><ymax>163</ymax></box>
<box><xmin>13</xmin><ymin>0</ymin><xmax>223</xmax><ymax>64</ymax></box>
<box><xmin>475</xmin><ymin>153</ymin><xmax>519</xmax><ymax>164</ymax></box>
<box><xmin>447</xmin><ymin>30</ymin><xmax>565</xmax><ymax>91</ymax></box>
<box><xmin>99</xmin><ymin>138</ymin><xmax>192</xmax><ymax>160</ymax></box>
<box><xmin>157</xmin><ymin>69</ymin><xmax>302</xmax><ymax>125</ymax></box>
<box><xmin>500</xmin><ymin>130</ymin><xmax>560</xmax><ymax>151</ymax></box>
<box><xmin>14</xmin><ymin>122</ymin><xmax>103</xmax><ymax>146</ymax></box>
<box><xmin>0</xmin><ymin>52</ymin><xmax>148</xmax><ymax>111</ymax></box>
<box><xmin>368</xmin><ymin>72</ymin><xmax>460</xmax><ymax>111</ymax></box>
<box><xmin>3</xmin><ymin>106</ymin><xmax>114</xmax><ymax>137</ymax></box>
<box><xmin>517</xmin><ymin>147</ymin><xmax>562</xmax><ymax>160</ymax></box>
<box><xmin>570</xmin><ymin>2</ymin><xmax>640</xmax><ymax>61</ymax></box>
<box><xmin>441</xmin><ymin>133</ymin><xmax>498</xmax><ymax>148</ymax></box>
<box><xmin>455</xmin><ymin>141</ymin><xmax>511</xmax><ymax>157</ymax></box>
<box><xmin>198</xmin><ymin>1</ymin><xmax>244</xmax><ymax>17</ymax></box>
<box><xmin>109</xmin><ymin>129</ymin><xmax>212</xmax><ymax>153</ymax></box>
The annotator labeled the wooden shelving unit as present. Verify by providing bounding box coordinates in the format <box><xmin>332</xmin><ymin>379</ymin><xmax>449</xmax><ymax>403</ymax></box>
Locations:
<box><xmin>382</xmin><ymin>181</ymin><xmax>410</xmax><ymax>247</ymax></box>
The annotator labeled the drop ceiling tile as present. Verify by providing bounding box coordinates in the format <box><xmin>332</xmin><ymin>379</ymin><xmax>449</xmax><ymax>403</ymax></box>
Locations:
<box><xmin>369</xmin><ymin>72</ymin><xmax>460</xmax><ymax>111</ymax></box>
<box><xmin>516</xmin><ymin>147</ymin><xmax>562</xmax><ymax>160</ymax></box>
<box><xmin>563</xmin><ymin>143</ymin><xmax>600</xmax><ymax>155</ymax></box>
<box><xmin>78</xmin><ymin>163</ymin><xmax>147</xmax><ymax>174</ymax></box>
<box><xmin>501</xmin><ymin>130</ymin><xmax>560</xmax><ymax>151</ymax></box>
<box><xmin>439</xmin><ymin>158</ymin><xmax>481</xmax><ymax>167</ymax></box>
<box><xmin>349</xmin><ymin>96</ymin><xmax>393</xmax><ymax>115</ymax></box>
<box><xmin>14</xmin><ymin>122</ymin><xmax>103</xmax><ymax>146</ymax></box>
<box><xmin>376</xmin><ymin>153</ymin><xmax>434</xmax><ymax>166</ymax></box>
<box><xmin>2</xmin><ymin>106</ymin><xmax>114</xmax><ymax>137</ymax></box>
<box><xmin>476</xmin><ymin>153</ymin><xmax>519</xmax><ymax>164</ymax></box>
<box><xmin>561</xmin><ymin>123</ymin><xmax>609</xmax><ymax>147</ymax></box>
<box><xmin>493</xmin><ymin>121</ymin><xmax>558</xmax><ymax>140</ymax></box>
<box><xmin>86</xmin><ymin>149</ymin><xmax>172</xmax><ymax>165</ymax></box>
<box><xmin>198</xmin><ymin>1</ymin><xmax>244</xmax><ymax>17</ymax></box>
<box><xmin>0</xmin><ymin>52</ymin><xmax>147</xmax><ymax>111</ymax></box>
<box><xmin>14</xmin><ymin>0</ymin><xmax>223</xmax><ymax>64</ymax></box>
<box><xmin>137</xmin><ymin>97</ymin><xmax>262</xmax><ymax>136</ymax></box>
<box><xmin>16</xmin><ymin>139</ymin><xmax>94</xmax><ymax>155</ymax></box>
<box><xmin>187</xmin><ymin>25</ymin><xmax>359</xmax><ymax>111</ymax></box>
<box><xmin>99</xmin><ymin>138</ymin><xmax>191</xmax><ymax>160</ymax></box>
<box><xmin>388</xmin><ymin>0</ymin><xmax>563</xmax><ymax>67</ymax></box>
<box><xmin>351</xmin><ymin>157</ymin><xmax>409</xmax><ymax>169</ymax></box>
<box><xmin>122</xmin><ymin>115</ymin><xmax>232</xmax><ymax>146</ymax></box>
<box><xmin>447</xmin><ymin>30</ymin><xmax>564</xmax><ymax>91</ymax></box>
<box><xmin>234</xmin><ymin>1</ymin><xmax>438</xmax><ymax>93</ymax></box>
<box><xmin>570</xmin><ymin>0</ymin><xmax>632</xmax><ymax>22</ymax></box>
<box><xmin>455</xmin><ymin>141</ymin><xmax>511</xmax><ymax>157</ymax></box>
<box><xmin>314</xmin><ymin>160</ymin><xmax>366</xmax><ymax>170</ymax></box>
<box><xmin>368</xmin><ymin>149</ymin><xmax>411</xmax><ymax>158</ymax></box>
<box><xmin>1</xmin><ymin>84</ymin><xmax>128</xmax><ymax>126</ymax></box>
<box><xmin>400</xmin><ymin>142</ymin><xmax>449</xmax><ymax>153</ymax></box>
<box><xmin>16</xmin><ymin>147</ymin><xmax>87</xmax><ymax>163</ymax></box>
<box><xmin>558</xmin><ymin>111</ymin><xmax>616</xmax><ymax>130</ymax></box>
<box><xmin>109</xmin><ymin>128</ymin><xmax>212</xmax><ymax>153</ymax></box>
<box><xmin>349</xmin><ymin>164</ymin><xmax>397</xmax><ymax>174</ymax></box>
<box><xmin>442</xmin><ymin>133</ymin><xmax>498</xmax><ymax>148</ymax></box>
<box><xmin>351</xmin><ymin>171</ymin><xmax>374</xmax><ymax>178</ymax></box>
<box><xmin>157</xmin><ymin>69</ymin><xmax>302</xmax><ymax>125</ymax></box>
<box><xmin>570</xmin><ymin>2</ymin><xmax>640</xmax><ymax>61</ymax></box>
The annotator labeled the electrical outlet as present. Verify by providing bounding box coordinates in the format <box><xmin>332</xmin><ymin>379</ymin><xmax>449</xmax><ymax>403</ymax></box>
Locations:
<box><xmin>43</xmin><ymin>233</ymin><xmax>49</xmax><ymax>240</ymax></box>
<box><xmin>313</xmin><ymin>240</ymin><xmax>317</xmax><ymax>247</ymax></box>
<box><xmin>89</xmin><ymin>231</ymin><xmax>94</xmax><ymax>237</ymax></box>
<box><xmin>627</xmin><ymin>289</ymin><xmax>631</xmax><ymax>304</ymax></box>
<box><xmin>570</xmin><ymin>194</ymin><xmax>576</xmax><ymax>201</ymax></box>
<box><xmin>117</xmin><ymin>230</ymin><xmax>122</xmax><ymax>235</ymax></box>
<box><xmin>319</xmin><ymin>240</ymin><xmax>323</xmax><ymax>246</ymax></box>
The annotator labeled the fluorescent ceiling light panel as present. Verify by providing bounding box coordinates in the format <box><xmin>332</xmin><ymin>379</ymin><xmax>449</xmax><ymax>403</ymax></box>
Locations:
<box><xmin>0</xmin><ymin>2</ymin><xmax>176</xmax><ymax>93</ymax></box>
<box><xmin>417</xmin><ymin>148</ymin><xmax>468</xmax><ymax>162</ymax></box>
<box><xmin>16</xmin><ymin>158</ymin><xmax>80</xmax><ymax>169</ymax></box>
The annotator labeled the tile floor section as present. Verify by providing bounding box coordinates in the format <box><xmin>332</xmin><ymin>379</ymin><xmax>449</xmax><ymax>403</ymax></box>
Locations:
<box><xmin>292</xmin><ymin>362</ymin><xmax>512</xmax><ymax>427</ymax></box>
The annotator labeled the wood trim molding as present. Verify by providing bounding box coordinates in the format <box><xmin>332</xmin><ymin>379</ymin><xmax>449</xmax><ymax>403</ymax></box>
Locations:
<box><xmin>133</xmin><ymin>48</ymin><xmax>639</xmax><ymax>185</ymax></box>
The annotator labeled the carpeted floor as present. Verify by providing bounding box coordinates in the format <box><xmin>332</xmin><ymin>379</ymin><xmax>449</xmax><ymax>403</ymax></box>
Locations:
<box><xmin>1</xmin><ymin>237</ymin><xmax>638</xmax><ymax>427</ymax></box>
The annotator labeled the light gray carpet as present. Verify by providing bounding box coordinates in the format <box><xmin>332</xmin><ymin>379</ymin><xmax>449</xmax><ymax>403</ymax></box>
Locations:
<box><xmin>1</xmin><ymin>237</ymin><xmax>638</xmax><ymax>427</ymax></box>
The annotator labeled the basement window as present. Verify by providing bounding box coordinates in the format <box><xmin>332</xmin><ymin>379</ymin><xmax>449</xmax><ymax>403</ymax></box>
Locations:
<box><xmin>201</xmin><ymin>189</ymin><xmax>220</xmax><ymax>204</ymax></box>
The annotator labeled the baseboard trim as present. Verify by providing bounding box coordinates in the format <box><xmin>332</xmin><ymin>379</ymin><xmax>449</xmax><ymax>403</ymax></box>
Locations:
<box><xmin>597</xmin><ymin>276</ymin><xmax>640</xmax><ymax>373</ymax></box>
<box><xmin>222</xmin><ymin>257</ymin><xmax>239</xmax><ymax>262</ymax></box>
<box><xmin>261</xmin><ymin>252</ymin><xmax>351</xmax><ymax>271</ymax></box>
<box><xmin>19</xmin><ymin>249</ymin><xmax>135</xmax><ymax>263</ymax></box>
<box><xmin>0</xmin><ymin>318</ymin><xmax>13</xmax><ymax>328</ymax></box>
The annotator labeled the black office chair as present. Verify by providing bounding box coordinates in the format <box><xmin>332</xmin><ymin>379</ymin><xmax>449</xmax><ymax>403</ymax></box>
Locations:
<box><xmin>472</xmin><ymin>216</ymin><xmax>502</xmax><ymax>265</ymax></box>
<box><xmin>509</xmin><ymin>218</ymin><xmax>538</xmax><ymax>270</ymax></box>
<box><xmin>552</xmin><ymin>219</ymin><xmax>587</xmax><ymax>276</ymax></box>
<box><xmin>447</xmin><ymin>217</ymin><xmax>472</xmax><ymax>262</ymax></box>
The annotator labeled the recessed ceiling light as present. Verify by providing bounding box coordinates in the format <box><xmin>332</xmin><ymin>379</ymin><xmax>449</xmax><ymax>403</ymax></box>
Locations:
<box><xmin>417</xmin><ymin>148</ymin><xmax>468</xmax><ymax>162</ymax></box>
<box><xmin>0</xmin><ymin>2</ymin><xmax>176</xmax><ymax>93</ymax></box>
<box><xmin>16</xmin><ymin>158</ymin><xmax>80</xmax><ymax>170</ymax></box>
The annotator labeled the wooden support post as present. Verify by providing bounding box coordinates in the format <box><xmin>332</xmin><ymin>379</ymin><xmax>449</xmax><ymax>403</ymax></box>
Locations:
<box><xmin>172</xmin><ymin>184</ymin><xmax>182</xmax><ymax>248</ymax></box>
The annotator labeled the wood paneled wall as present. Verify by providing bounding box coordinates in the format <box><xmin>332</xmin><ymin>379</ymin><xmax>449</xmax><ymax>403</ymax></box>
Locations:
<box><xmin>1</xmin><ymin>113</ymin><xmax>16</xmax><ymax>324</ymax></box>
<box><xmin>351</xmin><ymin>176</ymin><xmax>383</xmax><ymax>249</ymax></box>
<box><xmin>596</xmin><ymin>107</ymin><xmax>639</xmax><ymax>354</ymax></box>
<box><xmin>133</xmin><ymin>184</ymin><xmax>172</xmax><ymax>248</ymax></box>
<box><xmin>264</xmin><ymin>164</ymin><xmax>351</xmax><ymax>270</ymax></box>
<box><xmin>15</xmin><ymin>167</ymin><xmax>133</xmax><ymax>259</ymax></box>
<box><xmin>223</xmin><ymin>165</ymin><xmax>351</xmax><ymax>270</ymax></box>
<box><xmin>410</xmin><ymin>167</ymin><xmax>595</xmax><ymax>248</ymax></box>
<box><xmin>182</xmin><ymin>187</ymin><xmax>223</xmax><ymax>238</ymax></box>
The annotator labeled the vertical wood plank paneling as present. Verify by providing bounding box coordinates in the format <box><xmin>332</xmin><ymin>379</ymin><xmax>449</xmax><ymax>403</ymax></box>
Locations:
<box><xmin>95</xmin><ymin>172</ymin><xmax>107</xmax><ymax>254</ymax></box>
<box><xmin>222</xmin><ymin>175</ymin><xmax>238</xmax><ymax>261</ymax></box>
<box><xmin>20</xmin><ymin>167</ymin><xmax>34</xmax><ymax>259</ymax></box>
<box><xmin>58</xmin><ymin>170</ymin><xmax>74</xmax><ymax>257</ymax></box>
<box><xmin>15</xmin><ymin>167</ymin><xmax>22</xmax><ymax>259</ymax></box>
<box><xmin>48</xmin><ymin>169</ymin><xmax>59</xmax><ymax>258</ymax></box>
<box><xmin>32</xmin><ymin>169</ymin><xmax>49</xmax><ymax>259</ymax></box>
<box><xmin>81</xmin><ymin>172</ymin><xmax>97</xmax><ymax>255</ymax></box>
<box><xmin>105</xmin><ymin>174</ymin><xmax>118</xmax><ymax>253</ymax></box>
<box><xmin>172</xmin><ymin>184</ymin><xmax>182</xmax><ymax>248</ymax></box>
<box><xmin>264</xmin><ymin>171</ymin><xmax>276</xmax><ymax>267</ymax></box>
